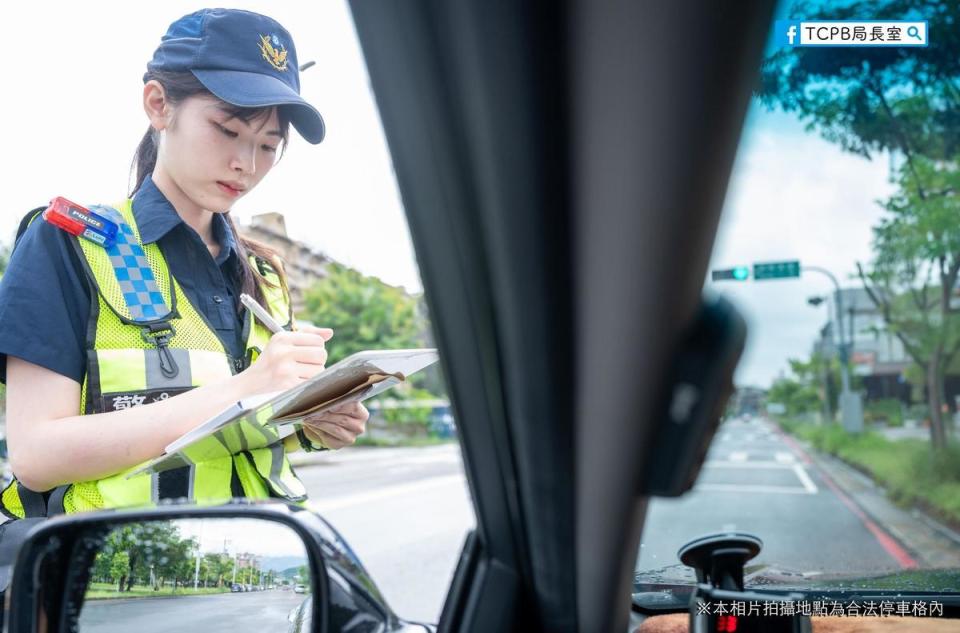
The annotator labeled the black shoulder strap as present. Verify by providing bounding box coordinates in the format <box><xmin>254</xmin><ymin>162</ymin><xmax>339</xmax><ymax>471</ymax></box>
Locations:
<box><xmin>15</xmin><ymin>483</ymin><xmax>47</xmax><ymax>518</ymax></box>
<box><xmin>13</xmin><ymin>206</ymin><xmax>47</xmax><ymax>253</ymax></box>
<box><xmin>46</xmin><ymin>486</ymin><xmax>69</xmax><ymax>517</ymax></box>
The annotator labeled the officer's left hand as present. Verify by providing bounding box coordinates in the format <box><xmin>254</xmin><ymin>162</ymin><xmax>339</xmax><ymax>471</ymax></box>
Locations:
<box><xmin>301</xmin><ymin>401</ymin><xmax>369</xmax><ymax>449</ymax></box>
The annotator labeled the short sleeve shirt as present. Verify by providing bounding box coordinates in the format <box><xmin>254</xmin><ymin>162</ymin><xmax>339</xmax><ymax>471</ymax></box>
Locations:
<box><xmin>0</xmin><ymin>175</ymin><xmax>247</xmax><ymax>384</ymax></box>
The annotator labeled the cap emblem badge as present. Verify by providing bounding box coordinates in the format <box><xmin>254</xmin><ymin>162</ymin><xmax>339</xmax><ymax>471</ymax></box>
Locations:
<box><xmin>259</xmin><ymin>34</ymin><xmax>289</xmax><ymax>71</ymax></box>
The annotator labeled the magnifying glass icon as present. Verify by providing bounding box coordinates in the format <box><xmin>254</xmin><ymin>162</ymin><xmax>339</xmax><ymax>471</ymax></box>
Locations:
<box><xmin>907</xmin><ymin>25</ymin><xmax>922</xmax><ymax>41</ymax></box>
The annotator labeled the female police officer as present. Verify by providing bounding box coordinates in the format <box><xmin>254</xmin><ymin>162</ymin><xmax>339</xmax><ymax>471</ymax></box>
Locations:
<box><xmin>0</xmin><ymin>8</ymin><xmax>368</xmax><ymax>519</ymax></box>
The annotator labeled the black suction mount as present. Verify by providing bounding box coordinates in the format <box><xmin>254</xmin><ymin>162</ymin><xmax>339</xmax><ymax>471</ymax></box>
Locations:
<box><xmin>679</xmin><ymin>532</ymin><xmax>810</xmax><ymax>633</ymax></box>
<box><xmin>678</xmin><ymin>532</ymin><xmax>763</xmax><ymax>591</ymax></box>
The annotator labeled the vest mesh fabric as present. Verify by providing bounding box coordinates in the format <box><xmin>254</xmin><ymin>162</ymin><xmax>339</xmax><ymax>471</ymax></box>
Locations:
<box><xmin>64</xmin><ymin>481</ymin><xmax>105</xmax><ymax>513</ymax></box>
<box><xmin>0</xmin><ymin>485</ymin><xmax>20</xmax><ymax>518</ymax></box>
<box><xmin>77</xmin><ymin>202</ymin><xmax>226</xmax><ymax>354</ymax></box>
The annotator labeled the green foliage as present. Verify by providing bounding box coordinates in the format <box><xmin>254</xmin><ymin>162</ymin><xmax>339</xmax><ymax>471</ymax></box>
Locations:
<box><xmin>86</xmin><ymin>582</ymin><xmax>230</xmax><ymax>600</ymax></box>
<box><xmin>201</xmin><ymin>552</ymin><xmax>234</xmax><ymax>587</ymax></box>
<box><xmin>760</xmin><ymin>0</ymin><xmax>960</xmax><ymax>449</ymax></box>
<box><xmin>864</xmin><ymin>398</ymin><xmax>904</xmax><ymax>427</ymax></box>
<box><xmin>758</xmin><ymin>0</ymin><xmax>960</xmax><ymax>162</ymax></box>
<box><xmin>767</xmin><ymin>377</ymin><xmax>820</xmax><ymax>417</ymax></box>
<box><xmin>864</xmin><ymin>156</ymin><xmax>960</xmax><ymax>363</ymax></box>
<box><xmin>89</xmin><ymin>521</ymin><xmax>274</xmax><ymax>594</ymax></box>
<box><xmin>375</xmin><ymin>386</ymin><xmax>436</xmax><ymax>426</ymax></box>
<box><xmin>355</xmin><ymin>435</ymin><xmax>455</xmax><ymax>447</ymax></box>
<box><xmin>767</xmin><ymin>352</ymin><xmax>841</xmax><ymax>419</ymax></box>
<box><xmin>382</xmin><ymin>403</ymin><xmax>431</xmax><ymax>425</ymax></box>
<box><xmin>301</xmin><ymin>262</ymin><xmax>426</xmax><ymax>365</ymax></box>
<box><xmin>109</xmin><ymin>552</ymin><xmax>130</xmax><ymax>588</ymax></box>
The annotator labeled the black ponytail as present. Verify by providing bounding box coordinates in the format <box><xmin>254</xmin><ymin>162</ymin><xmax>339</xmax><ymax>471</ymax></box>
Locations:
<box><xmin>130</xmin><ymin>126</ymin><xmax>160</xmax><ymax>197</ymax></box>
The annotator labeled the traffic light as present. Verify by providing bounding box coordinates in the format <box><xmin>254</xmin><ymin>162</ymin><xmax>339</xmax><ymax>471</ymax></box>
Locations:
<box><xmin>711</xmin><ymin>266</ymin><xmax>750</xmax><ymax>281</ymax></box>
<box><xmin>753</xmin><ymin>260</ymin><xmax>800</xmax><ymax>280</ymax></box>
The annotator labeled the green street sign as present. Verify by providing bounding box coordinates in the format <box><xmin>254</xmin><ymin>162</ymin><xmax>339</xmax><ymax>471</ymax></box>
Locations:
<box><xmin>712</xmin><ymin>266</ymin><xmax>750</xmax><ymax>281</ymax></box>
<box><xmin>753</xmin><ymin>260</ymin><xmax>800</xmax><ymax>280</ymax></box>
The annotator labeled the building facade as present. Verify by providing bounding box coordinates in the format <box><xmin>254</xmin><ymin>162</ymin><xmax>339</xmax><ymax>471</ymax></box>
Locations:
<box><xmin>239</xmin><ymin>213</ymin><xmax>331</xmax><ymax>315</ymax></box>
<box><xmin>816</xmin><ymin>287</ymin><xmax>960</xmax><ymax>407</ymax></box>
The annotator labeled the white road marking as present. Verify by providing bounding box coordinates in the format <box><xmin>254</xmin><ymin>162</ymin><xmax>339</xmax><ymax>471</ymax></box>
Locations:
<box><xmin>705</xmin><ymin>461</ymin><xmax>797</xmax><ymax>469</ymax></box>
<box><xmin>308</xmin><ymin>474</ymin><xmax>467</xmax><ymax>512</ymax></box>
<box><xmin>729</xmin><ymin>451</ymin><xmax>749</xmax><ymax>462</ymax></box>
<box><xmin>698</xmin><ymin>460</ymin><xmax>818</xmax><ymax>495</ymax></box>
<box><xmin>695</xmin><ymin>483</ymin><xmax>813</xmax><ymax>495</ymax></box>
<box><xmin>793</xmin><ymin>464</ymin><xmax>818</xmax><ymax>494</ymax></box>
<box><xmin>775</xmin><ymin>452</ymin><xmax>796</xmax><ymax>464</ymax></box>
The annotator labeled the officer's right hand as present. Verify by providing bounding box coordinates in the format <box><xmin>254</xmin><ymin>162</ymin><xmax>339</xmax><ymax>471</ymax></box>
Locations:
<box><xmin>235</xmin><ymin>325</ymin><xmax>334</xmax><ymax>395</ymax></box>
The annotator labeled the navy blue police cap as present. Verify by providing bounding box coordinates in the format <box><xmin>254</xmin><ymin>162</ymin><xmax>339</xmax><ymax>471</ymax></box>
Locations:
<box><xmin>146</xmin><ymin>8</ymin><xmax>325</xmax><ymax>144</ymax></box>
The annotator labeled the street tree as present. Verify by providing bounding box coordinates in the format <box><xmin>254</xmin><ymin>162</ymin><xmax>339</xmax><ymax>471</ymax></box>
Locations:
<box><xmin>768</xmin><ymin>355</ymin><xmax>834</xmax><ymax>419</ymax></box>
<box><xmin>100</xmin><ymin>525</ymin><xmax>141</xmax><ymax>592</ymax></box>
<box><xmin>109</xmin><ymin>552</ymin><xmax>131</xmax><ymax>592</ymax></box>
<box><xmin>301</xmin><ymin>262</ymin><xmax>425</xmax><ymax>364</ymax></box>
<box><xmin>203</xmin><ymin>552</ymin><xmax>228</xmax><ymax>587</ymax></box>
<box><xmin>759</xmin><ymin>0</ymin><xmax>960</xmax><ymax>449</ymax></box>
<box><xmin>858</xmin><ymin>157</ymin><xmax>960</xmax><ymax>449</ymax></box>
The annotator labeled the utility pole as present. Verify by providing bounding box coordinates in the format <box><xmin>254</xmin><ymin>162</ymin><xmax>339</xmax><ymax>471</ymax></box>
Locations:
<box><xmin>807</xmin><ymin>296</ymin><xmax>832</xmax><ymax>424</ymax></box>
<box><xmin>804</xmin><ymin>266</ymin><xmax>863</xmax><ymax>433</ymax></box>
<box><xmin>193</xmin><ymin>520</ymin><xmax>205</xmax><ymax>590</ymax></box>
<box><xmin>194</xmin><ymin>553</ymin><xmax>201</xmax><ymax>589</ymax></box>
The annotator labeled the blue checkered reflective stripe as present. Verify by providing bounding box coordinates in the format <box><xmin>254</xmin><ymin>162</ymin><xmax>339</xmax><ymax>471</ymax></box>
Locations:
<box><xmin>91</xmin><ymin>206</ymin><xmax>172</xmax><ymax>323</ymax></box>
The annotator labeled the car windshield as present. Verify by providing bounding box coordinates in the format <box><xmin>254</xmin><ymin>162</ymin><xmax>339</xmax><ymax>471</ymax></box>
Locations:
<box><xmin>634</xmin><ymin>0</ymin><xmax>960</xmax><ymax>607</ymax></box>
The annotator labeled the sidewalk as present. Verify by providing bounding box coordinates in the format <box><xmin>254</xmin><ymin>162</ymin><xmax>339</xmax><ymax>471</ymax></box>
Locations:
<box><xmin>876</xmin><ymin>422</ymin><xmax>957</xmax><ymax>443</ymax></box>
<box><xmin>799</xmin><ymin>441</ymin><xmax>960</xmax><ymax>568</ymax></box>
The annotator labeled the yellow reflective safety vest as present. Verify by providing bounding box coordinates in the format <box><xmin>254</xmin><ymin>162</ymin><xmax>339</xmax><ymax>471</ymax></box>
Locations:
<box><xmin>0</xmin><ymin>199</ymin><xmax>308</xmax><ymax>519</ymax></box>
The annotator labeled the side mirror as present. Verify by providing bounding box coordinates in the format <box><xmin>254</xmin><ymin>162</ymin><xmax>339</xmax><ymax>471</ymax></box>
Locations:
<box><xmin>4</xmin><ymin>503</ymin><xmax>398</xmax><ymax>633</ymax></box>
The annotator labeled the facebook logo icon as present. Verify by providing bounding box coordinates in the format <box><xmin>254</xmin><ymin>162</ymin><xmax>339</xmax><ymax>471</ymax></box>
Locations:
<box><xmin>776</xmin><ymin>21</ymin><xmax>801</xmax><ymax>46</ymax></box>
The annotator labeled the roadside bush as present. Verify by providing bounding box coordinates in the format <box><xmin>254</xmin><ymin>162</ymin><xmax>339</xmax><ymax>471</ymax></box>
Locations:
<box><xmin>924</xmin><ymin>442</ymin><xmax>960</xmax><ymax>481</ymax></box>
<box><xmin>905</xmin><ymin>403</ymin><xmax>930</xmax><ymax>426</ymax></box>
<box><xmin>864</xmin><ymin>398</ymin><xmax>904</xmax><ymax>427</ymax></box>
<box><xmin>378</xmin><ymin>386</ymin><xmax>435</xmax><ymax>426</ymax></box>
<box><xmin>775</xmin><ymin>416</ymin><xmax>815</xmax><ymax>439</ymax></box>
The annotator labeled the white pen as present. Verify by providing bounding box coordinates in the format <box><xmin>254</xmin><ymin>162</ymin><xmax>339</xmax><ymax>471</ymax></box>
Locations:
<box><xmin>239</xmin><ymin>293</ymin><xmax>284</xmax><ymax>334</ymax></box>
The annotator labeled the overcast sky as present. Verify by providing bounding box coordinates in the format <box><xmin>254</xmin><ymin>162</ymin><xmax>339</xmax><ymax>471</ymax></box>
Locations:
<box><xmin>712</xmin><ymin>106</ymin><xmax>895</xmax><ymax>388</ymax></box>
<box><xmin>3</xmin><ymin>2</ymin><xmax>894</xmax><ymax>388</ymax></box>
<box><xmin>175</xmin><ymin>517</ymin><xmax>310</xmax><ymax>557</ymax></box>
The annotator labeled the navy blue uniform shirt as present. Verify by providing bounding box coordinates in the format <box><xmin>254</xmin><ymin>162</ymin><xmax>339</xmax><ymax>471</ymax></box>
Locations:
<box><xmin>0</xmin><ymin>175</ymin><xmax>246</xmax><ymax>384</ymax></box>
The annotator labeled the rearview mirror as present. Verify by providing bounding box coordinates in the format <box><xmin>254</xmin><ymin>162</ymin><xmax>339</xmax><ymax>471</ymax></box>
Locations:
<box><xmin>5</xmin><ymin>504</ymin><xmax>330</xmax><ymax>633</ymax></box>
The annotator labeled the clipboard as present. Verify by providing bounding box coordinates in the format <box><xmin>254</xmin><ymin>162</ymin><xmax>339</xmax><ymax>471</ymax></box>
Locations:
<box><xmin>127</xmin><ymin>348</ymin><xmax>439</xmax><ymax>477</ymax></box>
